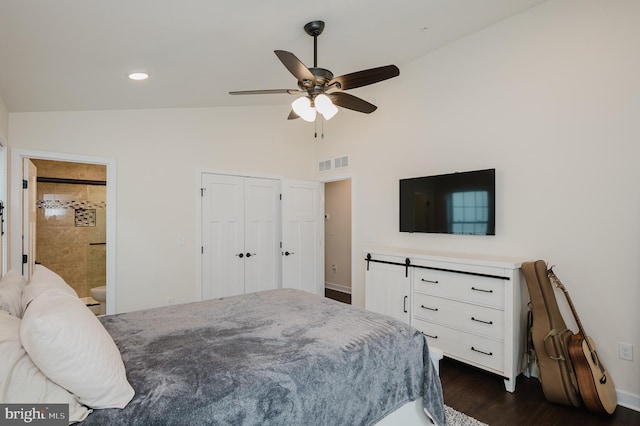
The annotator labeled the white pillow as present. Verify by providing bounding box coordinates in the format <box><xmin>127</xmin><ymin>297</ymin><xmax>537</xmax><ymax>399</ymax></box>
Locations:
<box><xmin>22</xmin><ymin>264</ymin><xmax>78</xmax><ymax>309</ymax></box>
<box><xmin>0</xmin><ymin>310</ymin><xmax>91</xmax><ymax>422</ymax></box>
<box><xmin>20</xmin><ymin>291</ymin><xmax>135</xmax><ymax>409</ymax></box>
<box><xmin>0</xmin><ymin>270</ymin><xmax>27</xmax><ymax>317</ymax></box>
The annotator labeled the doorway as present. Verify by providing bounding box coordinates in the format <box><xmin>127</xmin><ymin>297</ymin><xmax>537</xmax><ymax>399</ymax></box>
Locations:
<box><xmin>31</xmin><ymin>159</ymin><xmax>107</xmax><ymax>303</ymax></box>
<box><xmin>323</xmin><ymin>178</ymin><xmax>352</xmax><ymax>304</ymax></box>
<box><xmin>10</xmin><ymin>149</ymin><xmax>117</xmax><ymax>313</ymax></box>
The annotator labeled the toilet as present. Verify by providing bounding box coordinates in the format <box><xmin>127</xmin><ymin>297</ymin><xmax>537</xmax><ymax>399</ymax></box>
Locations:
<box><xmin>89</xmin><ymin>286</ymin><xmax>107</xmax><ymax>315</ymax></box>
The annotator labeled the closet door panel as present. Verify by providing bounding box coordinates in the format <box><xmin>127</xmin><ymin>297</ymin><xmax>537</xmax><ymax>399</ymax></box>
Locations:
<box><xmin>281</xmin><ymin>180</ymin><xmax>324</xmax><ymax>296</ymax></box>
<box><xmin>244</xmin><ymin>178</ymin><xmax>281</xmax><ymax>294</ymax></box>
<box><xmin>201</xmin><ymin>174</ymin><xmax>245</xmax><ymax>299</ymax></box>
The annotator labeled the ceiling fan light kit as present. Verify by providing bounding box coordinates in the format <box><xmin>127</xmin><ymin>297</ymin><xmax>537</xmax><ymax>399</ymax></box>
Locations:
<box><xmin>292</xmin><ymin>96</ymin><xmax>316</xmax><ymax>122</ymax></box>
<box><xmin>230</xmin><ymin>20</ymin><xmax>399</xmax><ymax>123</ymax></box>
<box><xmin>314</xmin><ymin>94</ymin><xmax>338</xmax><ymax>120</ymax></box>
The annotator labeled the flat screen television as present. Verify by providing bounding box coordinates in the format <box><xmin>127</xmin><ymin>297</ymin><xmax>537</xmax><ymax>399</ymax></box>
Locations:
<box><xmin>399</xmin><ymin>168</ymin><xmax>495</xmax><ymax>235</ymax></box>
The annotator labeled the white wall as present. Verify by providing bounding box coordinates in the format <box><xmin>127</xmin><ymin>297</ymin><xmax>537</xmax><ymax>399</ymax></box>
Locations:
<box><xmin>8</xmin><ymin>105</ymin><xmax>316</xmax><ymax>312</ymax></box>
<box><xmin>315</xmin><ymin>0</ymin><xmax>640</xmax><ymax>405</ymax></box>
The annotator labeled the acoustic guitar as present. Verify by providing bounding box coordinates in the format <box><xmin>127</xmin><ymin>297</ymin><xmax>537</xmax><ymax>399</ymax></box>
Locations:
<box><xmin>547</xmin><ymin>267</ymin><xmax>617</xmax><ymax>414</ymax></box>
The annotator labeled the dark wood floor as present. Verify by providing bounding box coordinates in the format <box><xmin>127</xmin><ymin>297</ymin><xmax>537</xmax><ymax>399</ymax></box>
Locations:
<box><xmin>325</xmin><ymin>288</ymin><xmax>351</xmax><ymax>304</ymax></box>
<box><xmin>439</xmin><ymin>357</ymin><xmax>639</xmax><ymax>425</ymax></box>
<box><xmin>324</xmin><ymin>289</ymin><xmax>638</xmax><ymax>424</ymax></box>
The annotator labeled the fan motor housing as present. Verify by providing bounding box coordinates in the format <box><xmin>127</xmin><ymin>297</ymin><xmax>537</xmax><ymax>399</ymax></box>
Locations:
<box><xmin>299</xmin><ymin>67</ymin><xmax>334</xmax><ymax>92</ymax></box>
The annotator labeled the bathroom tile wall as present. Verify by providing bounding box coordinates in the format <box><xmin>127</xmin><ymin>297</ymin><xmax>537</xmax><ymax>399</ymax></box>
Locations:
<box><xmin>33</xmin><ymin>160</ymin><xmax>106</xmax><ymax>298</ymax></box>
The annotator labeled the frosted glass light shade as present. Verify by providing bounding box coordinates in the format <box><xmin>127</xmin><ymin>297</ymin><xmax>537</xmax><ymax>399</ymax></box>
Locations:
<box><xmin>292</xmin><ymin>97</ymin><xmax>317</xmax><ymax>122</ymax></box>
<box><xmin>315</xmin><ymin>94</ymin><xmax>338</xmax><ymax>120</ymax></box>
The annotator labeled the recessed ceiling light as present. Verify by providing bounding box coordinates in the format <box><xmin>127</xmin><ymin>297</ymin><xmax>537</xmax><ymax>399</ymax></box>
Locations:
<box><xmin>128</xmin><ymin>72</ymin><xmax>149</xmax><ymax>81</ymax></box>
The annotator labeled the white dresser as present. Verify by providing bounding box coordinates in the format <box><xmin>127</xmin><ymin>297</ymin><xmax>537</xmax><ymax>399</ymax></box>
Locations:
<box><xmin>365</xmin><ymin>248</ymin><xmax>527</xmax><ymax>392</ymax></box>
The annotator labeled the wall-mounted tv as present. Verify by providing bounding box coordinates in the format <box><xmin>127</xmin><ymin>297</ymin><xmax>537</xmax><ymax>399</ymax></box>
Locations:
<box><xmin>399</xmin><ymin>169</ymin><xmax>495</xmax><ymax>235</ymax></box>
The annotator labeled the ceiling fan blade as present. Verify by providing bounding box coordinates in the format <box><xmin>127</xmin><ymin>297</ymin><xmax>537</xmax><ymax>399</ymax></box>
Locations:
<box><xmin>229</xmin><ymin>89</ymin><xmax>303</xmax><ymax>95</ymax></box>
<box><xmin>328</xmin><ymin>92</ymin><xmax>377</xmax><ymax>114</ymax></box>
<box><xmin>274</xmin><ymin>50</ymin><xmax>316</xmax><ymax>84</ymax></box>
<box><xmin>329</xmin><ymin>65</ymin><xmax>399</xmax><ymax>90</ymax></box>
<box><xmin>287</xmin><ymin>110</ymin><xmax>299</xmax><ymax>120</ymax></box>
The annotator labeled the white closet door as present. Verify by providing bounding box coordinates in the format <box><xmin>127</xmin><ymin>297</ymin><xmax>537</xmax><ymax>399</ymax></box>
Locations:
<box><xmin>281</xmin><ymin>179</ymin><xmax>324</xmax><ymax>295</ymax></box>
<box><xmin>201</xmin><ymin>173</ymin><xmax>281</xmax><ymax>300</ymax></box>
<box><xmin>201</xmin><ymin>173</ymin><xmax>245</xmax><ymax>299</ymax></box>
<box><xmin>243</xmin><ymin>177</ymin><xmax>281</xmax><ymax>294</ymax></box>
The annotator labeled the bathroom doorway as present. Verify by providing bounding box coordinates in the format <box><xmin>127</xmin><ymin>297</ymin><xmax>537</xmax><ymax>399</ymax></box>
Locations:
<box><xmin>10</xmin><ymin>149</ymin><xmax>117</xmax><ymax>313</ymax></box>
<box><xmin>31</xmin><ymin>159</ymin><xmax>107</xmax><ymax>313</ymax></box>
<box><xmin>323</xmin><ymin>178</ymin><xmax>352</xmax><ymax>304</ymax></box>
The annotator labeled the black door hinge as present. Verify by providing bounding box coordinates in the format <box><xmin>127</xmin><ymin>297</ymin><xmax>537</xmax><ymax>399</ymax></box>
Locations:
<box><xmin>23</xmin><ymin>179</ymin><xmax>28</xmax><ymax>189</ymax></box>
<box><xmin>22</xmin><ymin>254</ymin><xmax>28</xmax><ymax>264</ymax></box>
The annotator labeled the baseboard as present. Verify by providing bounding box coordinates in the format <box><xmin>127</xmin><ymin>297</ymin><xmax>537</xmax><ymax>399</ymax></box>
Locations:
<box><xmin>522</xmin><ymin>363</ymin><xmax>638</xmax><ymax>413</ymax></box>
<box><xmin>324</xmin><ymin>282</ymin><xmax>351</xmax><ymax>294</ymax></box>
<box><xmin>617</xmin><ymin>389</ymin><xmax>640</xmax><ymax>412</ymax></box>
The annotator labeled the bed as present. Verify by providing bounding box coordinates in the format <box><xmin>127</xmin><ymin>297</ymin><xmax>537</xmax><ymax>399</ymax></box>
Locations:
<box><xmin>1</xmin><ymin>266</ymin><xmax>444</xmax><ymax>425</ymax></box>
<box><xmin>82</xmin><ymin>288</ymin><xmax>445</xmax><ymax>425</ymax></box>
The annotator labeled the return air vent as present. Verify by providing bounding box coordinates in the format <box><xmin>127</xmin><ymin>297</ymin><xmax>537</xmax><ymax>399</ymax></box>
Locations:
<box><xmin>318</xmin><ymin>160</ymin><xmax>332</xmax><ymax>172</ymax></box>
<box><xmin>334</xmin><ymin>156</ymin><xmax>349</xmax><ymax>169</ymax></box>
<box><xmin>319</xmin><ymin>156</ymin><xmax>349</xmax><ymax>172</ymax></box>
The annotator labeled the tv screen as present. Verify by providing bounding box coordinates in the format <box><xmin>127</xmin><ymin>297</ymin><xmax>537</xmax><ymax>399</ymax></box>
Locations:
<box><xmin>399</xmin><ymin>169</ymin><xmax>495</xmax><ymax>235</ymax></box>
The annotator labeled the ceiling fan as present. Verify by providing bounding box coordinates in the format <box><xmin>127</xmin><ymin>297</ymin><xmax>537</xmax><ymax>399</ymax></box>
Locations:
<box><xmin>229</xmin><ymin>20</ymin><xmax>400</xmax><ymax>122</ymax></box>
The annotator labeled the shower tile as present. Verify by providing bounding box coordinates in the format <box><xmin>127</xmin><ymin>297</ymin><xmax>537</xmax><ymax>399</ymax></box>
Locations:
<box><xmin>75</xmin><ymin>209</ymin><xmax>97</xmax><ymax>227</ymax></box>
<box><xmin>33</xmin><ymin>162</ymin><xmax>107</xmax><ymax>300</ymax></box>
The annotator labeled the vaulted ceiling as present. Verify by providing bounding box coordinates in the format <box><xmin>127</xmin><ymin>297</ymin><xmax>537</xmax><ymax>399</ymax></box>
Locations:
<box><xmin>0</xmin><ymin>0</ymin><xmax>546</xmax><ymax>112</ymax></box>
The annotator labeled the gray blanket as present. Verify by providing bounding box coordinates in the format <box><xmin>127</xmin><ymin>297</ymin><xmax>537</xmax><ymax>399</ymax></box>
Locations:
<box><xmin>81</xmin><ymin>289</ymin><xmax>444</xmax><ymax>425</ymax></box>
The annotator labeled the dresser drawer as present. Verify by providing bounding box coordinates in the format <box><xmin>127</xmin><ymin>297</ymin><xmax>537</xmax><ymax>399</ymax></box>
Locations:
<box><xmin>413</xmin><ymin>268</ymin><xmax>505</xmax><ymax>309</ymax></box>
<box><xmin>414</xmin><ymin>319</ymin><xmax>504</xmax><ymax>373</ymax></box>
<box><xmin>413</xmin><ymin>293</ymin><xmax>504</xmax><ymax>339</ymax></box>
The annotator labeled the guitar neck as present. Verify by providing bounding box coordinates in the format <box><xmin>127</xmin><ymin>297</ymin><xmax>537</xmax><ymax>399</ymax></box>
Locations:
<box><xmin>548</xmin><ymin>269</ymin><xmax>589</xmax><ymax>342</ymax></box>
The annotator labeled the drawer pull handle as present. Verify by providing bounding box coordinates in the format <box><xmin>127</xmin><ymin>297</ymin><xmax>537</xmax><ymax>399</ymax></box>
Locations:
<box><xmin>471</xmin><ymin>317</ymin><xmax>493</xmax><ymax>325</ymax></box>
<box><xmin>421</xmin><ymin>305</ymin><xmax>439</xmax><ymax>312</ymax></box>
<box><xmin>403</xmin><ymin>295</ymin><xmax>408</xmax><ymax>313</ymax></box>
<box><xmin>422</xmin><ymin>332</ymin><xmax>438</xmax><ymax>339</ymax></box>
<box><xmin>471</xmin><ymin>286</ymin><xmax>493</xmax><ymax>293</ymax></box>
<box><xmin>421</xmin><ymin>278</ymin><xmax>439</xmax><ymax>284</ymax></box>
<box><xmin>471</xmin><ymin>346</ymin><xmax>493</xmax><ymax>356</ymax></box>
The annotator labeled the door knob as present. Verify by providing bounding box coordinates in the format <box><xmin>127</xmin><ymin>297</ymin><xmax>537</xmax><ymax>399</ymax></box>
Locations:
<box><xmin>235</xmin><ymin>253</ymin><xmax>244</xmax><ymax>258</ymax></box>
<box><xmin>246</xmin><ymin>253</ymin><xmax>256</xmax><ymax>258</ymax></box>
<box><xmin>284</xmin><ymin>251</ymin><xmax>295</xmax><ymax>256</ymax></box>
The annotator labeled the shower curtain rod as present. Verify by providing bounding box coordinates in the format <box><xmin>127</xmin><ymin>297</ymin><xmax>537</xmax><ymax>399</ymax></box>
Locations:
<box><xmin>37</xmin><ymin>177</ymin><xmax>106</xmax><ymax>186</ymax></box>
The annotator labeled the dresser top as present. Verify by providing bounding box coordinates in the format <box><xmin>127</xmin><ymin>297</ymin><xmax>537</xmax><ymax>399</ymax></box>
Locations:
<box><xmin>365</xmin><ymin>246</ymin><xmax>530</xmax><ymax>269</ymax></box>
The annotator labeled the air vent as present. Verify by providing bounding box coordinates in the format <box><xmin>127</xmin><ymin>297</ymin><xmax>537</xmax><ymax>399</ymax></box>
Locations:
<box><xmin>334</xmin><ymin>156</ymin><xmax>349</xmax><ymax>169</ymax></box>
<box><xmin>318</xmin><ymin>159</ymin><xmax>332</xmax><ymax>172</ymax></box>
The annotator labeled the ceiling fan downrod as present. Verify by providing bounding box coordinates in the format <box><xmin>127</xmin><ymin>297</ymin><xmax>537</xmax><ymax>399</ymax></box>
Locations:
<box><xmin>304</xmin><ymin>21</ymin><xmax>325</xmax><ymax>68</ymax></box>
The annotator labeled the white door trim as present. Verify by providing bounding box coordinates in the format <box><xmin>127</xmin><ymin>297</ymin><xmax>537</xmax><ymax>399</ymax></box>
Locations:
<box><xmin>10</xmin><ymin>149</ymin><xmax>117</xmax><ymax>313</ymax></box>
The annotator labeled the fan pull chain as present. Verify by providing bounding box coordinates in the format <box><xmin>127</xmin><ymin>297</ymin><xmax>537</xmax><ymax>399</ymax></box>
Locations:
<box><xmin>313</xmin><ymin>118</ymin><xmax>325</xmax><ymax>139</ymax></box>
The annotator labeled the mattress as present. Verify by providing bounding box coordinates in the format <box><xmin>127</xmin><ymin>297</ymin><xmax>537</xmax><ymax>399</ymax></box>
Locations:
<box><xmin>80</xmin><ymin>288</ymin><xmax>445</xmax><ymax>425</ymax></box>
